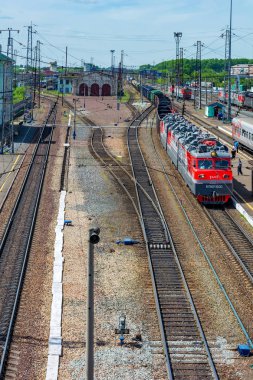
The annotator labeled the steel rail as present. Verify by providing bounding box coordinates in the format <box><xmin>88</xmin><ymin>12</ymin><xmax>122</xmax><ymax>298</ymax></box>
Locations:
<box><xmin>90</xmin><ymin>106</ymin><xmax>162</xmax><ymax>223</ymax></box>
<box><xmin>148</xmin><ymin>124</ymin><xmax>253</xmax><ymax>351</ymax></box>
<box><xmin>204</xmin><ymin>207</ymin><xmax>253</xmax><ymax>285</ymax></box>
<box><xmin>89</xmin><ymin>100</ymin><xmax>218</xmax><ymax>378</ymax></box>
<box><xmin>127</xmin><ymin>122</ymin><xmax>218</xmax><ymax>379</ymax></box>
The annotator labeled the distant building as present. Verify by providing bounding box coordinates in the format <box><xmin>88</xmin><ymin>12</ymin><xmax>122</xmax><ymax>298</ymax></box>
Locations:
<box><xmin>58</xmin><ymin>75</ymin><xmax>73</xmax><ymax>94</ymax></box>
<box><xmin>57</xmin><ymin>71</ymin><xmax>116</xmax><ymax>96</ymax></box>
<box><xmin>41</xmin><ymin>69</ymin><xmax>58</xmax><ymax>90</ymax></box>
<box><xmin>73</xmin><ymin>71</ymin><xmax>116</xmax><ymax>96</ymax></box>
<box><xmin>83</xmin><ymin>63</ymin><xmax>93</xmax><ymax>72</ymax></box>
<box><xmin>49</xmin><ymin>61</ymin><xmax>57</xmax><ymax>72</ymax></box>
<box><xmin>0</xmin><ymin>53</ymin><xmax>13</xmax><ymax>151</ymax></box>
<box><xmin>231</xmin><ymin>64</ymin><xmax>253</xmax><ymax>77</ymax></box>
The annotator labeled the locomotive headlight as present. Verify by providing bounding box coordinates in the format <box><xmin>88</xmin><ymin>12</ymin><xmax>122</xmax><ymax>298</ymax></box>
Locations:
<box><xmin>223</xmin><ymin>174</ymin><xmax>230</xmax><ymax>179</ymax></box>
<box><xmin>211</xmin><ymin>151</ymin><xmax>218</xmax><ymax>157</ymax></box>
<box><xmin>198</xmin><ymin>174</ymin><xmax>205</xmax><ymax>178</ymax></box>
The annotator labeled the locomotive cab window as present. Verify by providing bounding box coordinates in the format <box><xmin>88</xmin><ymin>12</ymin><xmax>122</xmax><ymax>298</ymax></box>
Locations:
<box><xmin>198</xmin><ymin>159</ymin><xmax>213</xmax><ymax>169</ymax></box>
<box><xmin>214</xmin><ymin>159</ymin><xmax>230</xmax><ymax>169</ymax></box>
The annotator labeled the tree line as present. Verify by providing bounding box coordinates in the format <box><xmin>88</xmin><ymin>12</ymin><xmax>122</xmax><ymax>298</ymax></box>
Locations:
<box><xmin>140</xmin><ymin>58</ymin><xmax>253</xmax><ymax>87</ymax></box>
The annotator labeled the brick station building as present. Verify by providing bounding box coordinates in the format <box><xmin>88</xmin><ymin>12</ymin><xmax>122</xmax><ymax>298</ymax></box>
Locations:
<box><xmin>58</xmin><ymin>71</ymin><xmax>117</xmax><ymax>96</ymax></box>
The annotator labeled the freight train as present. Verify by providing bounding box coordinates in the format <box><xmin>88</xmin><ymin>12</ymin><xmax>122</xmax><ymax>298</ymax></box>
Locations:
<box><xmin>133</xmin><ymin>82</ymin><xmax>172</xmax><ymax>117</ymax></box>
<box><xmin>232</xmin><ymin>116</ymin><xmax>253</xmax><ymax>152</ymax></box>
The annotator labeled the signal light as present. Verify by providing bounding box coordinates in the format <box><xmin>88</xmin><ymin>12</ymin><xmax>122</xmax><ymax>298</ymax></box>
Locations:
<box><xmin>89</xmin><ymin>227</ymin><xmax>100</xmax><ymax>244</ymax></box>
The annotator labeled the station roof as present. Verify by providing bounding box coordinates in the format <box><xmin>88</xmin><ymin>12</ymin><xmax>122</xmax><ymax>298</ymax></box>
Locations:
<box><xmin>207</xmin><ymin>102</ymin><xmax>224</xmax><ymax>108</ymax></box>
<box><xmin>0</xmin><ymin>53</ymin><xmax>13</xmax><ymax>62</ymax></box>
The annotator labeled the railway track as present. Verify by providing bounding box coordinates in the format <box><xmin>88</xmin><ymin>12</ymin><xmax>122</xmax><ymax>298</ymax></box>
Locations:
<box><xmin>205</xmin><ymin>207</ymin><xmax>253</xmax><ymax>284</ymax></box>
<box><xmin>0</xmin><ymin>101</ymin><xmax>58</xmax><ymax>378</ymax></box>
<box><xmin>90</xmin><ymin>106</ymin><xmax>218</xmax><ymax>379</ymax></box>
<box><xmin>90</xmin><ymin>106</ymin><xmax>154</xmax><ymax>216</ymax></box>
<box><xmin>142</xmin><ymin>122</ymin><xmax>253</xmax><ymax>355</ymax></box>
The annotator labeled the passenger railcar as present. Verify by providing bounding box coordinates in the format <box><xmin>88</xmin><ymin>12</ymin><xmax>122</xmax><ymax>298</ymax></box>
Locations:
<box><xmin>232</xmin><ymin>116</ymin><xmax>253</xmax><ymax>152</ymax></box>
<box><xmin>160</xmin><ymin>114</ymin><xmax>233</xmax><ymax>204</ymax></box>
<box><xmin>218</xmin><ymin>90</ymin><xmax>245</xmax><ymax>107</ymax></box>
<box><xmin>244</xmin><ymin>92</ymin><xmax>253</xmax><ymax>110</ymax></box>
<box><xmin>218</xmin><ymin>90</ymin><xmax>253</xmax><ymax>110</ymax></box>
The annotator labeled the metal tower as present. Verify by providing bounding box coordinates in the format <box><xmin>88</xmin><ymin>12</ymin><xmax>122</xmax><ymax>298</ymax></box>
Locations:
<box><xmin>110</xmin><ymin>50</ymin><xmax>115</xmax><ymax>74</ymax></box>
<box><xmin>25</xmin><ymin>25</ymin><xmax>33</xmax><ymax>72</ymax></box>
<box><xmin>0</xmin><ymin>28</ymin><xmax>19</xmax><ymax>153</ymax></box>
<box><xmin>117</xmin><ymin>50</ymin><xmax>125</xmax><ymax>98</ymax></box>
<box><xmin>227</xmin><ymin>0</ymin><xmax>233</xmax><ymax>121</ymax></box>
<box><xmin>179</xmin><ymin>47</ymin><xmax>184</xmax><ymax>86</ymax></box>
<box><xmin>0</xmin><ymin>28</ymin><xmax>19</xmax><ymax>60</ymax></box>
<box><xmin>174</xmin><ymin>32</ymin><xmax>182</xmax><ymax>100</ymax></box>
<box><xmin>195</xmin><ymin>41</ymin><xmax>203</xmax><ymax>109</ymax></box>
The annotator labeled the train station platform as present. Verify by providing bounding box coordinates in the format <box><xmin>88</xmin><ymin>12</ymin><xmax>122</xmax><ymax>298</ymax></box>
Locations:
<box><xmin>0</xmin><ymin>107</ymin><xmax>48</xmax><ymax>208</ymax></box>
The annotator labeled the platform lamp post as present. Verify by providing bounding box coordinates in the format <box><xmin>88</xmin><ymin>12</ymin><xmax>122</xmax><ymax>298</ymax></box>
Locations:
<box><xmin>61</xmin><ymin>66</ymin><xmax>64</xmax><ymax>107</ymax></box>
<box><xmin>86</xmin><ymin>227</ymin><xmax>100</xmax><ymax>380</ymax></box>
<box><xmin>72</xmin><ymin>98</ymin><xmax>79</xmax><ymax>140</ymax></box>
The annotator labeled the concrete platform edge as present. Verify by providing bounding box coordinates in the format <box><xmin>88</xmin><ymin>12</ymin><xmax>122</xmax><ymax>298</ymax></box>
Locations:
<box><xmin>46</xmin><ymin>190</ymin><xmax>66</xmax><ymax>380</ymax></box>
<box><xmin>232</xmin><ymin>197</ymin><xmax>253</xmax><ymax>228</ymax></box>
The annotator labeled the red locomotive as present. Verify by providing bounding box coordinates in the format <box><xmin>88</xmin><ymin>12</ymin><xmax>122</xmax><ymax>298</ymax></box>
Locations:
<box><xmin>160</xmin><ymin>114</ymin><xmax>233</xmax><ymax>204</ymax></box>
<box><xmin>169</xmin><ymin>86</ymin><xmax>192</xmax><ymax>100</ymax></box>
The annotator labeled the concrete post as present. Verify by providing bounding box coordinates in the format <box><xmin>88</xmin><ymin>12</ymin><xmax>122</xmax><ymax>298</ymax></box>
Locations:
<box><xmin>86</xmin><ymin>227</ymin><xmax>100</xmax><ymax>380</ymax></box>
<box><xmin>86</xmin><ymin>236</ymin><xmax>94</xmax><ymax>380</ymax></box>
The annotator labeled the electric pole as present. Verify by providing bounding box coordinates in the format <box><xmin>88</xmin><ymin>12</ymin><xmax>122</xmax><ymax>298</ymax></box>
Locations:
<box><xmin>25</xmin><ymin>23</ymin><xmax>36</xmax><ymax>74</ymax></box>
<box><xmin>121</xmin><ymin>50</ymin><xmax>124</xmax><ymax>94</ymax></box>
<box><xmin>37</xmin><ymin>40</ymin><xmax>43</xmax><ymax>108</ymax></box>
<box><xmin>65</xmin><ymin>46</ymin><xmax>68</xmax><ymax>75</ymax></box>
<box><xmin>24</xmin><ymin>23</ymin><xmax>37</xmax><ymax>119</ymax></box>
<box><xmin>227</xmin><ymin>0</ymin><xmax>233</xmax><ymax>122</ymax></box>
<box><xmin>174</xmin><ymin>32</ymin><xmax>182</xmax><ymax>100</ymax></box>
<box><xmin>179</xmin><ymin>47</ymin><xmax>184</xmax><ymax>86</ymax></box>
<box><xmin>72</xmin><ymin>98</ymin><xmax>79</xmax><ymax>140</ymax></box>
<box><xmin>110</xmin><ymin>50</ymin><xmax>115</xmax><ymax>75</ymax></box>
<box><xmin>0</xmin><ymin>28</ymin><xmax>19</xmax><ymax>153</ymax></box>
<box><xmin>195</xmin><ymin>41</ymin><xmax>204</xmax><ymax>109</ymax></box>
<box><xmin>32</xmin><ymin>43</ymin><xmax>38</xmax><ymax>120</ymax></box>
<box><xmin>0</xmin><ymin>28</ymin><xmax>20</xmax><ymax>60</ymax></box>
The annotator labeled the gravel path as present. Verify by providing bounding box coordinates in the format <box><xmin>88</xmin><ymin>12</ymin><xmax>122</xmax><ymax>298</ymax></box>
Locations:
<box><xmin>58</xmin><ymin>113</ymin><xmax>167</xmax><ymax>379</ymax></box>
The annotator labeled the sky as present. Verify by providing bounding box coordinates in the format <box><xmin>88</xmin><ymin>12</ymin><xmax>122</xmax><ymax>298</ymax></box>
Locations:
<box><xmin>0</xmin><ymin>0</ymin><xmax>252</xmax><ymax>69</ymax></box>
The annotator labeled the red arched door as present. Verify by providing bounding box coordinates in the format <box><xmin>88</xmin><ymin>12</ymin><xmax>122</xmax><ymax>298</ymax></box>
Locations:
<box><xmin>90</xmin><ymin>83</ymin><xmax>99</xmax><ymax>96</ymax></box>
<box><xmin>79</xmin><ymin>83</ymin><xmax>88</xmax><ymax>96</ymax></box>
<box><xmin>102</xmin><ymin>84</ymin><xmax>111</xmax><ymax>96</ymax></box>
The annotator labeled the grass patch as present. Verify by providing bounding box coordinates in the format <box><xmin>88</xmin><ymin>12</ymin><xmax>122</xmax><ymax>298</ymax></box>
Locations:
<box><xmin>119</xmin><ymin>90</ymin><xmax>130</xmax><ymax>103</ymax></box>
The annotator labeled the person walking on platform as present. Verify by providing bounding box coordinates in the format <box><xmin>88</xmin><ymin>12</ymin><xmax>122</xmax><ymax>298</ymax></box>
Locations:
<box><xmin>234</xmin><ymin>140</ymin><xmax>239</xmax><ymax>153</ymax></box>
<box><xmin>231</xmin><ymin>146</ymin><xmax>236</xmax><ymax>159</ymax></box>
<box><xmin>237</xmin><ymin>158</ymin><xmax>243</xmax><ymax>175</ymax></box>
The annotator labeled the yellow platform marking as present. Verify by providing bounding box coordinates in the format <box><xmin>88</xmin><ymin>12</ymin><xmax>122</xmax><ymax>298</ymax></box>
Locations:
<box><xmin>233</xmin><ymin>189</ymin><xmax>253</xmax><ymax>211</ymax></box>
<box><xmin>0</xmin><ymin>155</ymin><xmax>20</xmax><ymax>192</ymax></box>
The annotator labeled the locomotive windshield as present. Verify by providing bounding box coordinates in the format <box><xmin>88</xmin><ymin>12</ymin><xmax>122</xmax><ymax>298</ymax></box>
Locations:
<box><xmin>198</xmin><ymin>158</ymin><xmax>230</xmax><ymax>169</ymax></box>
<box><xmin>214</xmin><ymin>159</ymin><xmax>230</xmax><ymax>169</ymax></box>
<box><xmin>198</xmin><ymin>159</ymin><xmax>213</xmax><ymax>169</ymax></box>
